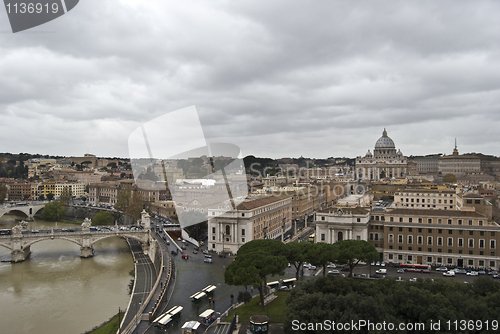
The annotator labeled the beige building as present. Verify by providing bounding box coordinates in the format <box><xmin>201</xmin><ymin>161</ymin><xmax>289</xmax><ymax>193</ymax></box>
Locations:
<box><xmin>355</xmin><ymin>129</ymin><xmax>408</xmax><ymax>181</ymax></box>
<box><xmin>438</xmin><ymin>145</ymin><xmax>480</xmax><ymax>176</ymax></box>
<box><xmin>374</xmin><ymin>208</ymin><xmax>500</xmax><ymax>269</ymax></box>
<box><xmin>394</xmin><ymin>188</ymin><xmax>457</xmax><ymax>210</ymax></box>
<box><xmin>150</xmin><ymin>201</ymin><xmax>177</xmax><ymax>218</ymax></box>
<box><xmin>207</xmin><ymin>195</ymin><xmax>292</xmax><ymax>254</ymax></box>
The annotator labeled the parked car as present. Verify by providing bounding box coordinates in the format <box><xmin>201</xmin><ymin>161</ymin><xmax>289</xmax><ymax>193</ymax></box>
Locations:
<box><xmin>375</xmin><ymin>269</ymin><xmax>387</xmax><ymax>274</ymax></box>
<box><xmin>204</xmin><ymin>258</ymin><xmax>212</xmax><ymax>263</ymax></box>
<box><xmin>204</xmin><ymin>254</ymin><xmax>212</xmax><ymax>258</ymax></box>
<box><xmin>455</xmin><ymin>269</ymin><xmax>467</xmax><ymax>274</ymax></box>
<box><xmin>436</xmin><ymin>267</ymin><xmax>448</xmax><ymax>272</ymax></box>
<box><xmin>478</xmin><ymin>270</ymin><xmax>486</xmax><ymax>275</ymax></box>
<box><xmin>466</xmin><ymin>271</ymin><xmax>478</xmax><ymax>276</ymax></box>
<box><xmin>309</xmin><ymin>266</ymin><xmax>317</xmax><ymax>270</ymax></box>
<box><xmin>328</xmin><ymin>270</ymin><xmax>340</xmax><ymax>275</ymax></box>
<box><xmin>327</xmin><ymin>264</ymin><xmax>336</xmax><ymax>269</ymax></box>
<box><xmin>409</xmin><ymin>278</ymin><xmax>417</xmax><ymax>282</ymax></box>
<box><xmin>397</xmin><ymin>268</ymin><xmax>404</xmax><ymax>273</ymax></box>
<box><xmin>182</xmin><ymin>254</ymin><xmax>189</xmax><ymax>260</ymax></box>
<box><xmin>443</xmin><ymin>271</ymin><xmax>456</xmax><ymax>277</ymax></box>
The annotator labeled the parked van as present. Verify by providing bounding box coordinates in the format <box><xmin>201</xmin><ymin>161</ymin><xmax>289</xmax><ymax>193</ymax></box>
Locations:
<box><xmin>375</xmin><ymin>268</ymin><xmax>387</xmax><ymax>274</ymax></box>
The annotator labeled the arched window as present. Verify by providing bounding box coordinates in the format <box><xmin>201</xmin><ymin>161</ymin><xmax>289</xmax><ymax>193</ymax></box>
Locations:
<box><xmin>338</xmin><ymin>231</ymin><xmax>343</xmax><ymax>241</ymax></box>
<box><xmin>226</xmin><ymin>225</ymin><xmax>230</xmax><ymax>235</ymax></box>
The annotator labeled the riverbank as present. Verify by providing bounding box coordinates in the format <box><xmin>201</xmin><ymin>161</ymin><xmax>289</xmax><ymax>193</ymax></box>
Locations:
<box><xmin>83</xmin><ymin>312</ymin><xmax>124</xmax><ymax>334</ymax></box>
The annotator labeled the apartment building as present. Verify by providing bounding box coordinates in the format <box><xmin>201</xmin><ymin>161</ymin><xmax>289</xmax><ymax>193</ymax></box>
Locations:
<box><xmin>394</xmin><ymin>188</ymin><xmax>457</xmax><ymax>210</ymax></box>
<box><xmin>371</xmin><ymin>209</ymin><xmax>500</xmax><ymax>269</ymax></box>
<box><xmin>7</xmin><ymin>182</ymin><xmax>32</xmax><ymax>201</ymax></box>
<box><xmin>207</xmin><ymin>195</ymin><xmax>292</xmax><ymax>254</ymax></box>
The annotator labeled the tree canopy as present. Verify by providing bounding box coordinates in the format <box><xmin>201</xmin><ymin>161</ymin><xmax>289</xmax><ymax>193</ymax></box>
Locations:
<box><xmin>41</xmin><ymin>200</ymin><xmax>66</xmax><ymax>221</ymax></box>
<box><xmin>225</xmin><ymin>239</ymin><xmax>288</xmax><ymax>310</ymax></box>
<box><xmin>92</xmin><ymin>211</ymin><xmax>113</xmax><ymax>226</ymax></box>
<box><xmin>285</xmin><ymin>276</ymin><xmax>500</xmax><ymax>334</ymax></box>
<box><xmin>0</xmin><ymin>184</ymin><xmax>7</xmax><ymax>204</ymax></box>
<box><xmin>59</xmin><ymin>186</ymin><xmax>71</xmax><ymax>204</ymax></box>
<box><xmin>334</xmin><ymin>239</ymin><xmax>379</xmax><ymax>277</ymax></box>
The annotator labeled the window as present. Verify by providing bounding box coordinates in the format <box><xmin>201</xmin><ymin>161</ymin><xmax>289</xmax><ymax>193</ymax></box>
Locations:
<box><xmin>398</xmin><ymin>235</ymin><xmax>403</xmax><ymax>243</ymax></box>
<box><xmin>398</xmin><ymin>255</ymin><xmax>403</xmax><ymax>260</ymax></box>
<box><xmin>469</xmin><ymin>231</ymin><xmax>474</xmax><ymax>236</ymax></box>
<box><xmin>226</xmin><ymin>225</ymin><xmax>230</xmax><ymax>235</ymax></box>
<box><xmin>428</xmin><ymin>218</ymin><xmax>432</xmax><ymax>224</ymax></box>
<box><xmin>409</xmin><ymin>218</ymin><xmax>413</xmax><ymax>223</ymax></box>
<box><xmin>447</xmin><ymin>237</ymin><xmax>453</xmax><ymax>246</ymax></box>
<box><xmin>212</xmin><ymin>243</ymin><xmax>215</xmax><ymax>248</ymax></box>
<box><xmin>409</xmin><ymin>228</ymin><xmax>413</xmax><ymax>232</ymax></box>
<box><xmin>447</xmin><ymin>258</ymin><xmax>453</xmax><ymax>264</ymax></box>
<box><xmin>468</xmin><ymin>259</ymin><xmax>474</xmax><ymax>266</ymax></box>
<box><xmin>417</xmin><ymin>236</ymin><xmax>423</xmax><ymax>244</ymax></box>
<box><xmin>357</xmin><ymin>218</ymin><xmax>361</xmax><ymax>222</ymax></box>
<box><xmin>459</xmin><ymin>230</ymin><xmax>463</xmax><ymax>235</ymax></box>
<box><xmin>437</xmin><ymin>237</ymin><xmax>443</xmax><ymax>246</ymax></box>
<box><xmin>479</xmin><ymin>260</ymin><xmax>484</xmax><ymax>267</ymax></box>
<box><xmin>458</xmin><ymin>219</ymin><xmax>463</xmax><ymax>225</ymax></box>
<box><xmin>438</xmin><ymin>219</ymin><xmax>442</xmax><ymax>224</ymax></box>
<box><xmin>212</xmin><ymin>227</ymin><xmax>216</xmax><ymax>234</ymax></box>
<box><xmin>321</xmin><ymin>234</ymin><xmax>325</xmax><ymax>241</ymax></box>
<box><xmin>321</xmin><ymin>216</ymin><xmax>325</xmax><ymax>221</ymax></box>
<box><xmin>479</xmin><ymin>239</ymin><xmax>485</xmax><ymax>248</ymax></box>
<box><xmin>468</xmin><ymin>239</ymin><xmax>474</xmax><ymax>247</ymax></box>
<box><xmin>469</xmin><ymin>220</ymin><xmax>473</xmax><ymax>226</ymax></box>
<box><xmin>370</xmin><ymin>233</ymin><xmax>374</xmax><ymax>240</ymax></box>
<box><xmin>399</xmin><ymin>217</ymin><xmax>403</xmax><ymax>222</ymax></box>
<box><xmin>408</xmin><ymin>255</ymin><xmax>413</xmax><ymax>261</ymax></box>
<box><xmin>408</xmin><ymin>236</ymin><xmax>413</xmax><ymax>244</ymax></box>
<box><xmin>480</xmin><ymin>231</ymin><xmax>484</xmax><ymax>236</ymax></box>
<box><xmin>418</xmin><ymin>218</ymin><xmax>423</xmax><ymax>223</ymax></box>
<box><xmin>491</xmin><ymin>240</ymin><xmax>496</xmax><ymax>249</ymax></box>
<box><xmin>438</xmin><ymin>229</ymin><xmax>443</xmax><ymax>234</ymax></box>
<box><xmin>448</xmin><ymin>219</ymin><xmax>452</xmax><ymax>225</ymax></box>
<box><xmin>427</xmin><ymin>257</ymin><xmax>432</xmax><ymax>262</ymax></box>
<box><xmin>479</xmin><ymin>220</ymin><xmax>483</xmax><ymax>226</ymax></box>
<box><xmin>390</xmin><ymin>217</ymin><xmax>394</xmax><ymax>222</ymax></box>
<box><xmin>399</xmin><ymin>227</ymin><xmax>403</xmax><ymax>232</ymax></box>
<box><xmin>212</xmin><ymin>236</ymin><xmax>215</xmax><ymax>240</ymax></box>
<box><xmin>389</xmin><ymin>227</ymin><xmax>393</xmax><ymax>231</ymax></box>
<box><xmin>458</xmin><ymin>238</ymin><xmax>463</xmax><ymax>247</ymax></box>
<box><xmin>388</xmin><ymin>234</ymin><xmax>394</xmax><ymax>243</ymax></box>
<box><xmin>242</xmin><ymin>229</ymin><xmax>245</xmax><ymax>236</ymax></box>
<box><xmin>437</xmin><ymin>257</ymin><xmax>442</xmax><ymax>263</ymax></box>
<box><xmin>427</xmin><ymin>236</ymin><xmax>433</xmax><ymax>245</ymax></box>
<box><xmin>389</xmin><ymin>254</ymin><xmax>393</xmax><ymax>260</ymax></box>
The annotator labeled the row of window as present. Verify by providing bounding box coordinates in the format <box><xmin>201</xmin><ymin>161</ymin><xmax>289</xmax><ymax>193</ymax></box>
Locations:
<box><xmin>388</xmin><ymin>234</ymin><xmax>496</xmax><ymax>249</ymax></box>
<box><xmin>380</xmin><ymin>217</ymin><xmax>483</xmax><ymax>226</ymax></box>
<box><xmin>387</xmin><ymin>254</ymin><xmax>495</xmax><ymax>268</ymax></box>
<box><xmin>387</xmin><ymin>226</ymin><xmax>493</xmax><ymax>236</ymax></box>
<box><xmin>401</xmin><ymin>198</ymin><xmax>453</xmax><ymax>204</ymax></box>
<box><xmin>396</xmin><ymin>192</ymin><xmax>453</xmax><ymax>197</ymax></box>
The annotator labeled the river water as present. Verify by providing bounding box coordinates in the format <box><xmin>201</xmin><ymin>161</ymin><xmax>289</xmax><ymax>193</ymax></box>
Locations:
<box><xmin>0</xmin><ymin>214</ymin><xmax>134</xmax><ymax>334</ymax></box>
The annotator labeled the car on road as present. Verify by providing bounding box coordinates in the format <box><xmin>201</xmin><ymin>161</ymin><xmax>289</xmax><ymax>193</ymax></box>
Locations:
<box><xmin>328</xmin><ymin>270</ymin><xmax>340</xmax><ymax>275</ymax></box>
<box><xmin>309</xmin><ymin>266</ymin><xmax>317</xmax><ymax>270</ymax></box>
<box><xmin>204</xmin><ymin>258</ymin><xmax>212</xmax><ymax>263</ymax></box>
<box><xmin>182</xmin><ymin>254</ymin><xmax>189</xmax><ymax>260</ymax></box>
<box><xmin>409</xmin><ymin>278</ymin><xmax>417</xmax><ymax>282</ymax></box>
<box><xmin>455</xmin><ymin>269</ymin><xmax>467</xmax><ymax>274</ymax></box>
<box><xmin>478</xmin><ymin>270</ymin><xmax>486</xmax><ymax>275</ymax></box>
<box><xmin>375</xmin><ymin>269</ymin><xmax>387</xmax><ymax>274</ymax></box>
<box><xmin>493</xmin><ymin>274</ymin><xmax>500</xmax><ymax>279</ymax></box>
<box><xmin>435</xmin><ymin>267</ymin><xmax>448</xmax><ymax>272</ymax></box>
<box><xmin>488</xmin><ymin>271</ymin><xmax>498</xmax><ymax>276</ymax></box>
<box><xmin>31</xmin><ymin>230</ymin><xmax>39</xmax><ymax>233</ymax></box>
<box><xmin>193</xmin><ymin>250</ymin><xmax>198</xmax><ymax>254</ymax></box>
<box><xmin>203</xmin><ymin>250</ymin><xmax>209</xmax><ymax>255</ymax></box>
<box><xmin>204</xmin><ymin>254</ymin><xmax>212</xmax><ymax>258</ymax></box>
<box><xmin>443</xmin><ymin>271</ymin><xmax>456</xmax><ymax>277</ymax></box>
<box><xmin>466</xmin><ymin>271</ymin><xmax>478</xmax><ymax>276</ymax></box>
<box><xmin>397</xmin><ymin>268</ymin><xmax>404</xmax><ymax>273</ymax></box>
<box><xmin>327</xmin><ymin>264</ymin><xmax>336</xmax><ymax>269</ymax></box>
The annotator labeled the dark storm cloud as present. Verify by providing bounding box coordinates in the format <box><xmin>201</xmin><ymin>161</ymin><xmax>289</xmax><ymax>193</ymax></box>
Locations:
<box><xmin>0</xmin><ymin>0</ymin><xmax>499</xmax><ymax>158</ymax></box>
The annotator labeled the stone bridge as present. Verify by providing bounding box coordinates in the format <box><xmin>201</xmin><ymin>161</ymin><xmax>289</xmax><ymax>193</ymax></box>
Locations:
<box><xmin>0</xmin><ymin>210</ymin><xmax>154</xmax><ymax>263</ymax></box>
<box><xmin>0</xmin><ymin>202</ymin><xmax>47</xmax><ymax>220</ymax></box>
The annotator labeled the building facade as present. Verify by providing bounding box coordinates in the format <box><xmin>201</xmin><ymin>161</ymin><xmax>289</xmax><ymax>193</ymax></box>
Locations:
<box><xmin>394</xmin><ymin>188</ymin><xmax>457</xmax><ymax>210</ymax></box>
<box><xmin>207</xmin><ymin>195</ymin><xmax>292</xmax><ymax>254</ymax></box>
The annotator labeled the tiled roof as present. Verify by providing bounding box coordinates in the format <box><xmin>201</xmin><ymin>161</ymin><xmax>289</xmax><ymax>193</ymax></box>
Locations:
<box><xmin>236</xmin><ymin>195</ymin><xmax>289</xmax><ymax>210</ymax></box>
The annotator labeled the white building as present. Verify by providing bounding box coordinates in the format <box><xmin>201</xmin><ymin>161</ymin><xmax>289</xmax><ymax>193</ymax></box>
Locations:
<box><xmin>315</xmin><ymin>207</ymin><xmax>370</xmax><ymax>243</ymax></box>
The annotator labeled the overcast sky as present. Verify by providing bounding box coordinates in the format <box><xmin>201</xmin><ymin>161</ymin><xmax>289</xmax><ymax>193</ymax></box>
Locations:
<box><xmin>1</xmin><ymin>0</ymin><xmax>499</xmax><ymax>159</ymax></box>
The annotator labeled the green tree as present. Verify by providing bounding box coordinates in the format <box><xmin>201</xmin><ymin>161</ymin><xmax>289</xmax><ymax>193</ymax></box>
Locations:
<box><xmin>335</xmin><ymin>239</ymin><xmax>379</xmax><ymax>277</ymax></box>
<box><xmin>237</xmin><ymin>291</ymin><xmax>252</xmax><ymax>305</ymax></box>
<box><xmin>306</xmin><ymin>242</ymin><xmax>338</xmax><ymax>276</ymax></box>
<box><xmin>107</xmin><ymin>162</ymin><xmax>117</xmax><ymax>169</ymax></box>
<box><xmin>59</xmin><ymin>186</ymin><xmax>71</xmax><ymax>204</ymax></box>
<box><xmin>286</xmin><ymin>242</ymin><xmax>310</xmax><ymax>280</ymax></box>
<box><xmin>46</xmin><ymin>193</ymin><xmax>55</xmax><ymax>201</ymax></box>
<box><xmin>115</xmin><ymin>186</ymin><xmax>146</xmax><ymax>222</ymax></box>
<box><xmin>92</xmin><ymin>211</ymin><xmax>113</xmax><ymax>226</ymax></box>
<box><xmin>41</xmin><ymin>201</ymin><xmax>66</xmax><ymax>221</ymax></box>
<box><xmin>0</xmin><ymin>184</ymin><xmax>7</xmax><ymax>204</ymax></box>
<box><xmin>443</xmin><ymin>173</ymin><xmax>457</xmax><ymax>183</ymax></box>
<box><xmin>225</xmin><ymin>239</ymin><xmax>288</xmax><ymax>311</ymax></box>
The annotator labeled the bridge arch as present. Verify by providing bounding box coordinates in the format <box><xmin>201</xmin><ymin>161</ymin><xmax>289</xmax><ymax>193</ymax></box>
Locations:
<box><xmin>2</xmin><ymin>209</ymin><xmax>29</xmax><ymax>218</ymax></box>
<box><xmin>23</xmin><ymin>236</ymin><xmax>83</xmax><ymax>250</ymax></box>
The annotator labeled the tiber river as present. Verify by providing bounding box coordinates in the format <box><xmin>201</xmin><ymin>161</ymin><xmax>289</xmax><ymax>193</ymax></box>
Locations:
<box><xmin>0</xmin><ymin>214</ymin><xmax>134</xmax><ymax>334</ymax></box>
